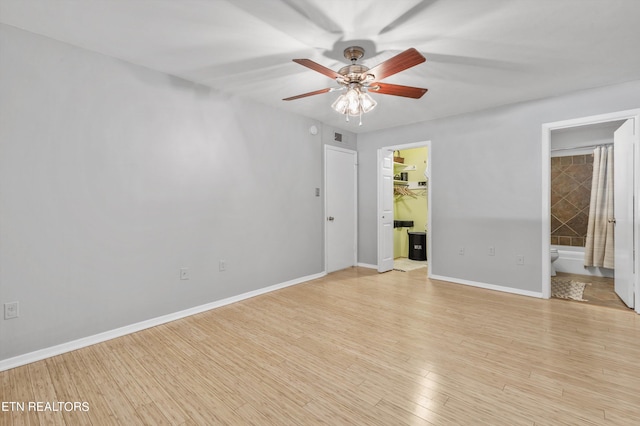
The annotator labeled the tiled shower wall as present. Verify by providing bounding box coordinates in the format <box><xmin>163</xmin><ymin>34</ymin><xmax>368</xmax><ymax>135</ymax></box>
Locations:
<box><xmin>551</xmin><ymin>154</ymin><xmax>593</xmax><ymax>246</ymax></box>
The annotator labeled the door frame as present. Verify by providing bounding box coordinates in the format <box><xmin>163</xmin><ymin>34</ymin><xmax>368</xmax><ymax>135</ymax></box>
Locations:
<box><xmin>377</xmin><ymin>140</ymin><xmax>432</xmax><ymax>276</ymax></box>
<box><xmin>541</xmin><ymin>109</ymin><xmax>640</xmax><ymax>313</ymax></box>
<box><xmin>324</xmin><ymin>144</ymin><xmax>358</xmax><ymax>273</ymax></box>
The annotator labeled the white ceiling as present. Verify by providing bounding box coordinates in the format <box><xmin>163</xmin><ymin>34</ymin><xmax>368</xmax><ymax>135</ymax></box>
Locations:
<box><xmin>2</xmin><ymin>0</ymin><xmax>640</xmax><ymax>133</ymax></box>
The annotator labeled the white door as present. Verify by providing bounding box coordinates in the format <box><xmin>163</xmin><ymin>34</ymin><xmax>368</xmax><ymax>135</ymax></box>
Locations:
<box><xmin>325</xmin><ymin>146</ymin><xmax>357</xmax><ymax>273</ymax></box>
<box><xmin>614</xmin><ymin>119</ymin><xmax>635</xmax><ymax>308</ymax></box>
<box><xmin>377</xmin><ymin>149</ymin><xmax>394</xmax><ymax>272</ymax></box>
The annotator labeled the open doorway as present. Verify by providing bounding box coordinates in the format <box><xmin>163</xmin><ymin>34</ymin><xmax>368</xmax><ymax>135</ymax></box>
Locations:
<box><xmin>377</xmin><ymin>141</ymin><xmax>431</xmax><ymax>275</ymax></box>
<box><xmin>392</xmin><ymin>147</ymin><xmax>428</xmax><ymax>272</ymax></box>
<box><xmin>541</xmin><ymin>109</ymin><xmax>640</xmax><ymax>313</ymax></box>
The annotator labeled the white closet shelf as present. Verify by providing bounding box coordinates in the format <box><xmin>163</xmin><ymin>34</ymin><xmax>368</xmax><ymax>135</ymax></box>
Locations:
<box><xmin>393</xmin><ymin>162</ymin><xmax>416</xmax><ymax>171</ymax></box>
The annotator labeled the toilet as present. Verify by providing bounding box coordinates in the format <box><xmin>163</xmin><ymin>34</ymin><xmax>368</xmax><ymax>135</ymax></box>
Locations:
<box><xmin>550</xmin><ymin>248</ymin><xmax>559</xmax><ymax>276</ymax></box>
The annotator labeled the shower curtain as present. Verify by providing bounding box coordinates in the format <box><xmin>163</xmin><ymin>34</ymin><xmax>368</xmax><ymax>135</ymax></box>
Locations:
<box><xmin>584</xmin><ymin>146</ymin><xmax>614</xmax><ymax>268</ymax></box>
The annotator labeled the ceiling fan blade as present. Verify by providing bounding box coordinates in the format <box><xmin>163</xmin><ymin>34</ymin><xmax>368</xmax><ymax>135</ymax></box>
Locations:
<box><xmin>369</xmin><ymin>83</ymin><xmax>428</xmax><ymax>99</ymax></box>
<box><xmin>283</xmin><ymin>87</ymin><xmax>333</xmax><ymax>101</ymax></box>
<box><xmin>292</xmin><ymin>59</ymin><xmax>342</xmax><ymax>80</ymax></box>
<box><xmin>367</xmin><ymin>48</ymin><xmax>426</xmax><ymax>81</ymax></box>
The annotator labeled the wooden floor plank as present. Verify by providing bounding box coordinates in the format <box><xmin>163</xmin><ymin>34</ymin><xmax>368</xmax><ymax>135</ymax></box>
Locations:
<box><xmin>7</xmin><ymin>366</ymin><xmax>40</xmax><ymax>426</ymax></box>
<box><xmin>26</xmin><ymin>362</ymin><xmax>66</xmax><ymax>426</ymax></box>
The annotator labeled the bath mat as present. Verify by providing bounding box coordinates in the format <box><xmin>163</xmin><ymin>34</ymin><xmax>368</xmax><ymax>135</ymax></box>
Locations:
<box><xmin>551</xmin><ymin>277</ymin><xmax>589</xmax><ymax>301</ymax></box>
<box><xmin>393</xmin><ymin>258</ymin><xmax>428</xmax><ymax>272</ymax></box>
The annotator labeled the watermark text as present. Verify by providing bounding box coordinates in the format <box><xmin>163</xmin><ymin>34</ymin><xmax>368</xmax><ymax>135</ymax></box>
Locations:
<box><xmin>2</xmin><ymin>401</ymin><xmax>89</xmax><ymax>412</ymax></box>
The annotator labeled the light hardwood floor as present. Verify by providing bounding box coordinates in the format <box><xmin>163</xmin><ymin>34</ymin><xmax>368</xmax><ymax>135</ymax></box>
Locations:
<box><xmin>2</xmin><ymin>267</ymin><xmax>640</xmax><ymax>425</ymax></box>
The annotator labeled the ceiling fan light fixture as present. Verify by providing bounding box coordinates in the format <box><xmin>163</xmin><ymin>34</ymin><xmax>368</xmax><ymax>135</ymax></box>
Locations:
<box><xmin>331</xmin><ymin>86</ymin><xmax>377</xmax><ymax>125</ymax></box>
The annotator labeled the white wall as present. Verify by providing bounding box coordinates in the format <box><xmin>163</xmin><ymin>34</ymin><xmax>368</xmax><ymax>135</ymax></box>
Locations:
<box><xmin>357</xmin><ymin>80</ymin><xmax>640</xmax><ymax>294</ymax></box>
<box><xmin>0</xmin><ymin>24</ymin><xmax>325</xmax><ymax>361</ymax></box>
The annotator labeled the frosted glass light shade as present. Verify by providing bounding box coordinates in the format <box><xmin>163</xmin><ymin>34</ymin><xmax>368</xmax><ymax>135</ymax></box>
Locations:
<box><xmin>331</xmin><ymin>94</ymin><xmax>348</xmax><ymax>114</ymax></box>
<box><xmin>346</xmin><ymin>88</ymin><xmax>360</xmax><ymax>116</ymax></box>
<box><xmin>359</xmin><ymin>92</ymin><xmax>377</xmax><ymax>113</ymax></box>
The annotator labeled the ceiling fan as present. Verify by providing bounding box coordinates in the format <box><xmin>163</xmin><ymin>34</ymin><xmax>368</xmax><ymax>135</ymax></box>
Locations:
<box><xmin>283</xmin><ymin>46</ymin><xmax>428</xmax><ymax>125</ymax></box>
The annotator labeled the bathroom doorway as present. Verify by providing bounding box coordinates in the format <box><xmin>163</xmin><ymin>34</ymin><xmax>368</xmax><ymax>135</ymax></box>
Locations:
<box><xmin>541</xmin><ymin>109</ymin><xmax>640</xmax><ymax>313</ymax></box>
<box><xmin>377</xmin><ymin>140</ymin><xmax>431</xmax><ymax>274</ymax></box>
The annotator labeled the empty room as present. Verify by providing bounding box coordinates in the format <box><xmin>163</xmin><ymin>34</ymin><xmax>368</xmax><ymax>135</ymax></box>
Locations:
<box><xmin>2</xmin><ymin>1</ymin><xmax>640</xmax><ymax>424</ymax></box>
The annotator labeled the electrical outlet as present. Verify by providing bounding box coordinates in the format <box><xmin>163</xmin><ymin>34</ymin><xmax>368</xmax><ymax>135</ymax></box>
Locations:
<box><xmin>180</xmin><ymin>268</ymin><xmax>189</xmax><ymax>280</ymax></box>
<box><xmin>488</xmin><ymin>246</ymin><xmax>495</xmax><ymax>256</ymax></box>
<box><xmin>219</xmin><ymin>260</ymin><xmax>227</xmax><ymax>272</ymax></box>
<box><xmin>315</xmin><ymin>187</ymin><xmax>320</xmax><ymax>197</ymax></box>
<box><xmin>4</xmin><ymin>302</ymin><xmax>19</xmax><ymax>320</ymax></box>
<box><xmin>458</xmin><ymin>247</ymin><xmax>465</xmax><ymax>255</ymax></box>
<box><xmin>517</xmin><ymin>255</ymin><xmax>525</xmax><ymax>265</ymax></box>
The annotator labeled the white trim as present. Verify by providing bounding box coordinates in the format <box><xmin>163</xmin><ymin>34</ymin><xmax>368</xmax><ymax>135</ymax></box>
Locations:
<box><xmin>541</xmin><ymin>108</ymin><xmax>640</xmax><ymax>313</ymax></box>
<box><xmin>0</xmin><ymin>271</ymin><xmax>326</xmax><ymax>372</ymax></box>
<box><xmin>426</xmin><ymin>141</ymin><xmax>433</xmax><ymax>279</ymax></box>
<box><xmin>324</xmin><ymin>144</ymin><xmax>358</xmax><ymax>272</ymax></box>
<box><xmin>430</xmin><ymin>274</ymin><xmax>543</xmax><ymax>299</ymax></box>
<box><xmin>357</xmin><ymin>262</ymin><xmax>378</xmax><ymax>269</ymax></box>
<box><xmin>543</xmin><ymin>109</ymin><xmax>639</xmax><ymax>131</ymax></box>
<box><xmin>377</xmin><ymin>140</ymin><xmax>432</xmax><ymax>276</ymax></box>
<box><xmin>541</xmin><ymin>124</ymin><xmax>552</xmax><ymax>298</ymax></box>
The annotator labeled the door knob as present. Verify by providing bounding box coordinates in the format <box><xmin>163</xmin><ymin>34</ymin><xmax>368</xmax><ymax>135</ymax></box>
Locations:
<box><xmin>608</xmin><ymin>218</ymin><xmax>616</xmax><ymax>224</ymax></box>
<box><xmin>327</xmin><ymin>216</ymin><xmax>335</xmax><ymax>221</ymax></box>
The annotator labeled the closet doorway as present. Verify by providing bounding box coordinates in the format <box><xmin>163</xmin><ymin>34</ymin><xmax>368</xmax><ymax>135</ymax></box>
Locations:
<box><xmin>377</xmin><ymin>141</ymin><xmax>431</xmax><ymax>274</ymax></box>
<box><xmin>541</xmin><ymin>109</ymin><xmax>640</xmax><ymax>312</ymax></box>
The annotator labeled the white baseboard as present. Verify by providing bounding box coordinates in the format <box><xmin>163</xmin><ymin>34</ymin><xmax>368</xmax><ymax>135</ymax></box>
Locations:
<box><xmin>357</xmin><ymin>262</ymin><xmax>378</xmax><ymax>269</ymax></box>
<box><xmin>0</xmin><ymin>271</ymin><xmax>326</xmax><ymax>372</ymax></box>
<box><xmin>430</xmin><ymin>274</ymin><xmax>543</xmax><ymax>299</ymax></box>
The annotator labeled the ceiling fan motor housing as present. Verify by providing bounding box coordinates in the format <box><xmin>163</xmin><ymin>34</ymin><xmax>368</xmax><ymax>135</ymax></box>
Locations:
<box><xmin>338</xmin><ymin>46</ymin><xmax>374</xmax><ymax>85</ymax></box>
<box><xmin>338</xmin><ymin>64</ymin><xmax>371</xmax><ymax>83</ymax></box>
